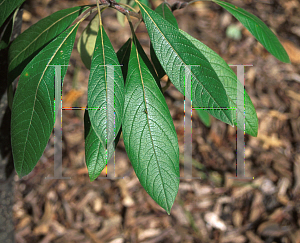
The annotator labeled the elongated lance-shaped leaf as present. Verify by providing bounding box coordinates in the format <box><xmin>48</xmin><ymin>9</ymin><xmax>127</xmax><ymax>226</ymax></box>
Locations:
<box><xmin>153</xmin><ymin>6</ymin><xmax>257</xmax><ymax>136</ymax></box>
<box><xmin>212</xmin><ymin>0</ymin><xmax>290</xmax><ymax>63</ymax></box>
<box><xmin>11</xmin><ymin>23</ymin><xmax>80</xmax><ymax>178</ymax></box>
<box><xmin>150</xmin><ymin>3</ymin><xmax>178</xmax><ymax>79</ymax></box>
<box><xmin>123</xmin><ymin>37</ymin><xmax>179</xmax><ymax>214</ymax></box>
<box><xmin>8</xmin><ymin>5</ymin><xmax>89</xmax><ymax>85</ymax></box>
<box><xmin>180</xmin><ymin>29</ymin><xmax>258</xmax><ymax>137</ymax></box>
<box><xmin>0</xmin><ymin>0</ymin><xmax>25</xmax><ymax>28</ymax></box>
<box><xmin>136</xmin><ymin>1</ymin><xmax>233</xmax><ymax>126</ymax></box>
<box><xmin>77</xmin><ymin>14</ymin><xmax>100</xmax><ymax>70</ymax></box>
<box><xmin>87</xmin><ymin>23</ymin><xmax>124</xmax><ymax>149</ymax></box>
<box><xmin>84</xmin><ymin>39</ymin><xmax>131</xmax><ymax>181</ymax></box>
<box><xmin>84</xmin><ymin>109</ymin><xmax>121</xmax><ymax>181</ymax></box>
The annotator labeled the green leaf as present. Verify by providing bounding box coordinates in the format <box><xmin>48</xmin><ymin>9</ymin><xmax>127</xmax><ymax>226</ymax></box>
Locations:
<box><xmin>116</xmin><ymin>38</ymin><xmax>132</xmax><ymax>81</ymax></box>
<box><xmin>8</xmin><ymin>5</ymin><xmax>89</xmax><ymax>85</ymax></box>
<box><xmin>84</xmin><ymin>37</ymin><xmax>130</xmax><ymax>182</ymax></box>
<box><xmin>0</xmin><ymin>0</ymin><xmax>25</xmax><ymax>28</ymax></box>
<box><xmin>0</xmin><ymin>6</ymin><xmax>19</xmax><ymax>50</ymax></box>
<box><xmin>150</xmin><ymin>3</ymin><xmax>178</xmax><ymax>79</ymax></box>
<box><xmin>84</xmin><ymin>109</ymin><xmax>120</xmax><ymax>181</ymax></box>
<box><xmin>123</xmin><ymin>37</ymin><xmax>179</xmax><ymax>214</ymax></box>
<box><xmin>196</xmin><ymin>109</ymin><xmax>211</xmax><ymax>127</ymax></box>
<box><xmin>87</xmin><ymin>24</ymin><xmax>124</xmax><ymax>149</ymax></box>
<box><xmin>116</xmin><ymin>0</ymin><xmax>127</xmax><ymax>26</ymax></box>
<box><xmin>77</xmin><ymin>14</ymin><xmax>99</xmax><ymax>70</ymax></box>
<box><xmin>180</xmin><ymin>29</ymin><xmax>258</xmax><ymax>136</ymax></box>
<box><xmin>150</xmin><ymin>42</ymin><xmax>165</xmax><ymax>79</ymax></box>
<box><xmin>136</xmin><ymin>2</ymin><xmax>233</xmax><ymax>126</ymax></box>
<box><xmin>11</xmin><ymin>23</ymin><xmax>79</xmax><ymax>178</ymax></box>
<box><xmin>212</xmin><ymin>0</ymin><xmax>290</xmax><ymax>63</ymax></box>
<box><xmin>155</xmin><ymin>3</ymin><xmax>178</xmax><ymax>29</ymax></box>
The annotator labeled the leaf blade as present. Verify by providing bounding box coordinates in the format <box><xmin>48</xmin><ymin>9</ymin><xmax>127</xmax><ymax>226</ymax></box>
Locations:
<box><xmin>179</xmin><ymin>29</ymin><xmax>258</xmax><ymax>136</ymax></box>
<box><xmin>11</xmin><ymin>24</ymin><xmax>79</xmax><ymax>178</ymax></box>
<box><xmin>136</xmin><ymin>2</ymin><xmax>234</xmax><ymax>126</ymax></box>
<box><xmin>8</xmin><ymin>5</ymin><xmax>89</xmax><ymax>85</ymax></box>
<box><xmin>0</xmin><ymin>0</ymin><xmax>25</xmax><ymax>28</ymax></box>
<box><xmin>87</xmin><ymin>24</ymin><xmax>124</xmax><ymax>149</ymax></box>
<box><xmin>123</xmin><ymin>38</ymin><xmax>179</xmax><ymax>214</ymax></box>
<box><xmin>212</xmin><ymin>0</ymin><xmax>290</xmax><ymax>63</ymax></box>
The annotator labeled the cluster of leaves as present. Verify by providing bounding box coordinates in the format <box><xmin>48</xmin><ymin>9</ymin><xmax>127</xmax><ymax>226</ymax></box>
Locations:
<box><xmin>0</xmin><ymin>0</ymin><xmax>289</xmax><ymax>214</ymax></box>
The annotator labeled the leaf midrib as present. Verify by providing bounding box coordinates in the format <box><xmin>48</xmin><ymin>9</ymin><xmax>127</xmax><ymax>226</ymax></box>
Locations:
<box><xmin>19</xmin><ymin>23</ymin><xmax>79</xmax><ymax>174</ymax></box>
<box><xmin>9</xmin><ymin>8</ymin><xmax>83</xmax><ymax>68</ymax></box>
<box><xmin>137</xmin><ymin>2</ymin><xmax>232</xmax><ymax>123</ymax></box>
<box><xmin>134</xmin><ymin>40</ymin><xmax>170</xmax><ymax>212</ymax></box>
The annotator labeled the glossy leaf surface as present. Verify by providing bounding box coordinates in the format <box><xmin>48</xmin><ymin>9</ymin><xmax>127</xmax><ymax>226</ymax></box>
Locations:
<box><xmin>136</xmin><ymin>2</ymin><xmax>233</xmax><ymax>126</ymax></box>
<box><xmin>212</xmin><ymin>0</ymin><xmax>290</xmax><ymax>63</ymax></box>
<box><xmin>11</xmin><ymin>24</ymin><xmax>79</xmax><ymax>178</ymax></box>
<box><xmin>0</xmin><ymin>7</ymin><xmax>19</xmax><ymax>50</ymax></box>
<box><xmin>8</xmin><ymin>6</ymin><xmax>89</xmax><ymax>84</ymax></box>
<box><xmin>123</xmin><ymin>38</ymin><xmax>179</xmax><ymax>214</ymax></box>
<box><xmin>0</xmin><ymin>0</ymin><xmax>25</xmax><ymax>28</ymax></box>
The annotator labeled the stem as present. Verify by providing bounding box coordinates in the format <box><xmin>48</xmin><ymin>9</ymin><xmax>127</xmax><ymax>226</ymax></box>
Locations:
<box><xmin>96</xmin><ymin>0</ymin><xmax>103</xmax><ymax>26</ymax></box>
<box><xmin>77</xmin><ymin>5</ymin><xmax>108</xmax><ymax>24</ymax></box>
<box><xmin>187</xmin><ymin>0</ymin><xmax>212</xmax><ymax>6</ymax></box>
<box><xmin>133</xmin><ymin>19</ymin><xmax>142</xmax><ymax>31</ymax></box>
<box><xmin>162</xmin><ymin>78</ymin><xmax>171</xmax><ymax>93</ymax></box>
<box><xmin>126</xmin><ymin>12</ymin><xmax>135</xmax><ymax>38</ymax></box>
<box><xmin>118</xmin><ymin>2</ymin><xmax>137</xmax><ymax>12</ymax></box>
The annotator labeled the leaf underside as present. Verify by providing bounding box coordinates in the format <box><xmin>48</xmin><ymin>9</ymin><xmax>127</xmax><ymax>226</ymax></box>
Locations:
<box><xmin>87</xmin><ymin>24</ymin><xmax>124</xmax><ymax>149</ymax></box>
<box><xmin>136</xmin><ymin>2</ymin><xmax>234</xmax><ymax>126</ymax></box>
<box><xmin>123</xmin><ymin>37</ymin><xmax>179</xmax><ymax>214</ymax></box>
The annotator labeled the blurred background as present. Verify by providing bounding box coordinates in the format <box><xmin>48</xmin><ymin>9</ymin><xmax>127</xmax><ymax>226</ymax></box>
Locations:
<box><xmin>12</xmin><ymin>0</ymin><xmax>300</xmax><ymax>242</ymax></box>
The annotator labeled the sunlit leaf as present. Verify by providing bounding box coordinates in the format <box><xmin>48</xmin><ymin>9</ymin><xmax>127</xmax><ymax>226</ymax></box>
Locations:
<box><xmin>123</xmin><ymin>36</ymin><xmax>179</xmax><ymax>214</ymax></box>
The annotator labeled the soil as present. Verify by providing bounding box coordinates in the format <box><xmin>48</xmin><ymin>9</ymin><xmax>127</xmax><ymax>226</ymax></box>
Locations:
<box><xmin>13</xmin><ymin>0</ymin><xmax>300</xmax><ymax>242</ymax></box>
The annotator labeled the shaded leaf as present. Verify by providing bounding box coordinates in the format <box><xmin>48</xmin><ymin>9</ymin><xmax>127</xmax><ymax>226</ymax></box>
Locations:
<box><xmin>0</xmin><ymin>0</ymin><xmax>25</xmax><ymax>28</ymax></box>
<box><xmin>212</xmin><ymin>0</ymin><xmax>290</xmax><ymax>63</ymax></box>
<box><xmin>11</xmin><ymin>24</ymin><xmax>80</xmax><ymax>178</ymax></box>
<box><xmin>196</xmin><ymin>109</ymin><xmax>211</xmax><ymax>127</ymax></box>
<box><xmin>116</xmin><ymin>38</ymin><xmax>132</xmax><ymax>81</ymax></box>
<box><xmin>8</xmin><ymin>5</ymin><xmax>89</xmax><ymax>85</ymax></box>
<box><xmin>0</xmin><ymin>7</ymin><xmax>19</xmax><ymax>50</ymax></box>
<box><xmin>77</xmin><ymin>14</ymin><xmax>99</xmax><ymax>70</ymax></box>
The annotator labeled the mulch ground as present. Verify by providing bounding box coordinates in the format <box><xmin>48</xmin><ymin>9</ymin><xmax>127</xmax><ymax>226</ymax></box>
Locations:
<box><xmin>13</xmin><ymin>0</ymin><xmax>300</xmax><ymax>242</ymax></box>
